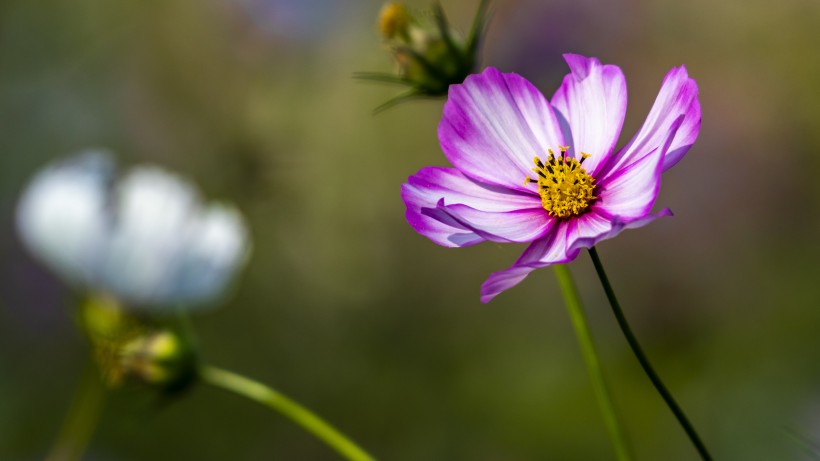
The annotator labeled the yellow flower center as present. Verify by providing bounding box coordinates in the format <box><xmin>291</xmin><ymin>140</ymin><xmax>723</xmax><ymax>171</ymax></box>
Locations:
<box><xmin>525</xmin><ymin>146</ymin><xmax>597</xmax><ymax>219</ymax></box>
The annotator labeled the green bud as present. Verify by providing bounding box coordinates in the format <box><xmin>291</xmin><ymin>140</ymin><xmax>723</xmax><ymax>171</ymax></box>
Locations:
<box><xmin>357</xmin><ymin>1</ymin><xmax>491</xmax><ymax>112</ymax></box>
<box><xmin>118</xmin><ymin>330</ymin><xmax>193</xmax><ymax>387</ymax></box>
<box><xmin>79</xmin><ymin>295</ymin><xmax>197</xmax><ymax>391</ymax></box>
<box><xmin>80</xmin><ymin>294</ymin><xmax>131</xmax><ymax>339</ymax></box>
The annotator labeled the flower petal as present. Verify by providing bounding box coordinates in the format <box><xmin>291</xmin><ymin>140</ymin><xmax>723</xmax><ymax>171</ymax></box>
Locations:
<box><xmin>566</xmin><ymin>208</ymin><xmax>673</xmax><ymax>254</ymax></box>
<box><xmin>16</xmin><ymin>152</ymin><xmax>112</xmax><ymax>286</ymax></box>
<box><xmin>551</xmin><ymin>54</ymin><xmax>627</xmax><ymax>175</ymax></box>
<box><xmin>407</xmin><ymin>166</ymin><xmax>540</xmax><ymax>212</ymax></box>
<box><xmin>435</xmin><ymin>202</ymin><xmax>553</xmax><ymax>244</ymax></box>
<box><xmin>98</xmin><ymin>166</ymin><xmax>201</xmax><ymax>304</ymax></box>
<box><xmin>479</xmin><ymin>221</ymin><xmax>578</xmax><ymax>303</ymax></box>
<box><xmin>97</xmin><ymin>167</ymin><xmax>251</xmax><ymax>308</ymax></box>
<box><xmin>479</xmin><ymin>264</ymin><xmax>538</xmax><ymax>304</ymax></box>
<box><xmin>402</xmin><ymin>167</ymin><xmax>543</xmax><ymax>247</ymax></box>
<box><xmin>596</xmin><ymin>115</ymin><xmax>684</xmax><ymax>219</ymax></box>
<box><xmin>601</xmin><ymin>65</ymin><xmax>700</xmax><ymax>176</ymax></box>
<box><xmin>439</xmin><ymin>67</ymin><xmax>565</xmax><ymax>191</ymax></box>
<box><xmin>479</xmin><ymin>207</ymin><xmax>674</xmax><ymax>303</ymax></box>
<box><xmin>170</xmin><ymin>204</ymin><xmax>250</xmax><ymax>305</ymax></box>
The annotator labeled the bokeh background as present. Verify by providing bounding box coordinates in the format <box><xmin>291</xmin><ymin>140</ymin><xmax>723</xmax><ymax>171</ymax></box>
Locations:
<box><xmin>2</xmin><ymin>0</ymin><xmax>820</xmax><ymax>459</ymax></box>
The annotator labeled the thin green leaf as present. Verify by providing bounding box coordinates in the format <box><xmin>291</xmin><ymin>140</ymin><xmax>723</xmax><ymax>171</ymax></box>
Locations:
<box><xmin>431</xmin><ymin>2</ymin><xmax>462</xmax><ymax>63</ymax></box>
<box><xmin>467</xmin><ymin>0</ymin><xmax>491</xmax><ymax>58</ymax></box>
<box><xmin>372</xmin><ymin>90</ymin><xmax>426</xmax><ymax>115</ymax></box>
<box><xmin>353</xmin><ymin>72</ymin><xmax>413</xmax><ymax>86</ymax></box>
<box><xmin>395</xmin><ymin>45</ymin><xmax>447</xmax><ymax>82</ymax></box>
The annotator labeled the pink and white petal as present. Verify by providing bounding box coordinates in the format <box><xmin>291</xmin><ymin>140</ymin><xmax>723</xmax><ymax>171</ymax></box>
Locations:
<box><xmin>402</xmin><ymin>183</ymin><xmax>484</xmax><ymax>248</ymax></box>
<box><xmin>479</xmin><ymin>221</ymin><xmax>580</xmax><ymax>303</ymax></box>
<box><xmin>659</xmin><ymin>67</ymin><xmax>701</xmax><ymax>171</ymax></box>
<box><xmin>479</xmin><ymin>264</ymin><xmax>539</xmax><ymax>304</ymax></box>
<box><xmin>524</xmin><ymin>220</ymin><xmax>580</xmax><ymax>265</ymax></box>
<box><xmin>550</xmin><ymin>54</ymin><xmax>627</xmax><ymax>175</ymax></box>
<box><xmin>480</xmin><ymin>206</ymin><xmax>674</xmax><ymax>302</ymax></box>
<box><xmin>603</xmin><ymin>65</ymin><xmax>700</xmax><ymax>176</ymax></box>
<box><xmin>596</xmin><ymin>116</ymin><xmax>683</xmax><ymax>219</ymax></box>
<box><xmin>436</xmin><ymin>202</ymin><xmax>553</xmax><ymax>243</ymax></box>
<box><xmin>439</xmin><ymin>67</ymin><xmax>565</xmax><ymax>192</ymax></box>
<box><xmin>595</xmin><ymin>149</ymin><xmax>662</xmax><ymax>219</ymax></box>
<box><xmin>402</xmin><ymin>166</ymin><xmax>547</xmax><ymax>247</ymax></box>
<box><xmin>565</xmin><ymin>211</ymin><xmax>613</xmax><ymax>247</ymax></box>
<box><xmin>567</xmin><ymin>208</ymin><xmax>674</xmax><ymax>254</ymax></box>
<box><xmin>407</xmin><ymin>166</ymin><xmax>540</xmax><ymax>212</ymax></box>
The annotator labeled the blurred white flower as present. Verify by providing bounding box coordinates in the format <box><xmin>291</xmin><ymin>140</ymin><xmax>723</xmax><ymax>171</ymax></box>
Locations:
<box><xmin>17</xmin><ymin>152</ymin><xmax>251</xmax><ymax>310</ymax></box>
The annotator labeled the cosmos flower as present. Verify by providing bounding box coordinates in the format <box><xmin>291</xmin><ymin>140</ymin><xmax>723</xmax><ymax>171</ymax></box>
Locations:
<box><xmin>402</xmin><ymin>54</ymin><xmax>700</xmax><ymax>302</ymax></box>
<box><xmin>17</xmin><ymin>152</ymin><xmax>250</xmax><ymax>309</ymax></box>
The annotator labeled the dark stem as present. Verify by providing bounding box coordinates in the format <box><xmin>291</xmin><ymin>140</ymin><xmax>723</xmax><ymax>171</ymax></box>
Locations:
<box><xmin>588</xmin><ymin>247</ymin><xmax>713</xmax><ymax>461</ymax></box>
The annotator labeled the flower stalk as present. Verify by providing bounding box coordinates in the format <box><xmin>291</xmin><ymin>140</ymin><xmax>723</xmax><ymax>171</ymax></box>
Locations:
<box><xmin>45</xmin><ymin>362</ymin><xmax>106</xmax><ymax>461</ymax></box>
<box><xmin>587</xmin><ymin>247</ymin><xmax>712</xmax><ymax>461</ymax></box>
<box><xmin>200</xmin><ymin>366</ymin><xmax>376</xmax><ymax>461</ymax></box>
<box><xmin>553</xmin><ymin>264</ymin><xmax>633</xmax><ymax>461</ymax></box>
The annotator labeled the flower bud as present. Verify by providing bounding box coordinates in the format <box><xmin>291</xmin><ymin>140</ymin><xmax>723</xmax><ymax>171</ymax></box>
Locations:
<box><xmin>118</xmin><ymin>330</ymin><xmax>194</xmax><ymax>389</ymax></box>
<box><xmin>358</xmin><ymin>1</ymin><xmax>490</xmax><ymax>112</ymax></box>
<box><xmin>80</xmin><ymin>295</ymin><xmax>197</xmax><ymax>391</ymax></box>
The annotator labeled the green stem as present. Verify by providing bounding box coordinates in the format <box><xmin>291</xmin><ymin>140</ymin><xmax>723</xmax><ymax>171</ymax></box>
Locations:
<box><xmin>588</xmin><ymin>247</ymin><xmax>712</xmax><ymax>461</ymax></box>
<box><xmin>553</xmin><ymin>265</ymin><xmax>633</xmax><ymax>461</ymax></box>
<box><xmin>200</xmin><ymin>365</ymin><xmax>376</xmax><ymax>461</ymax></box>
<box><xmin>45</xmin><ymin>362</ymin><xmax>105</xmax><ymax>461</ymax></box>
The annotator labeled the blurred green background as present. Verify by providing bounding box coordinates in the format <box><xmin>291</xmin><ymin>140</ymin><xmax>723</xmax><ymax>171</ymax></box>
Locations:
<box><xmin>2</xmin><ymin>0</ymin><xmax>820</xmax><ymax>459</ymax></box>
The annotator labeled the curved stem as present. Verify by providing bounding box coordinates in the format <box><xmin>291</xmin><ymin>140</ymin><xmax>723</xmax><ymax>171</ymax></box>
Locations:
<box><xmin>588</xmin><ymin>247</ymin><xmax>712</xmax><ymax>461</ymax></box>
<box><xmin>200</xmin><ymin>365</ymin><xmax>376</xmax><ymax>461</ymax></box>
<box><xmin>45</xmin><ymin>361</ymin><xmax>105</xmax><ymax>461</ymax></box>
<box><xmin>553</xmin><ymin>265</ymin><xmax>633</xmax><ymax>461</ymax></box>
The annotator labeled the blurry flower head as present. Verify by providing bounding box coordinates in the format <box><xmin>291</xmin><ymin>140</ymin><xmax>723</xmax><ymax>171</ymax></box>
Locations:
<box><xmin>402</xmin><ymin>54</ymin><xmax>701</xmax><ymax>302</ymax></box>
<box><xmin>17</xmin><ymin>152</ymin><xmax>251</xmax><ymax>310</ymax></box>
<box><xmin>357</xmin><ymin>1</ymin><xmax>490</xmax><ymax>112</ymax></box>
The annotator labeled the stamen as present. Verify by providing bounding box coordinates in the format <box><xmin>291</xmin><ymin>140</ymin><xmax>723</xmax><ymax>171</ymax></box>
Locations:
<box><xmin>525</xmin><ymin>147</ymin><xmax>596</xmax><ymax>219</ymax></box>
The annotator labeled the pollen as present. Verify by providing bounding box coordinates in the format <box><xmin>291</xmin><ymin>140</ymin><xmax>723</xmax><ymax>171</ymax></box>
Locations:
<box><xmin>524</xmin><ymin>147</ymin><xmax>597</xmax><ymax>218</ymax></box>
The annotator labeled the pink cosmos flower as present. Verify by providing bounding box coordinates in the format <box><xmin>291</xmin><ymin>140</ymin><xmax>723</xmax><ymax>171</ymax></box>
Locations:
<box><xmin>401</xmin><ymin>54</ymin><xmax>700</xmax><ymax>303</ymax></box>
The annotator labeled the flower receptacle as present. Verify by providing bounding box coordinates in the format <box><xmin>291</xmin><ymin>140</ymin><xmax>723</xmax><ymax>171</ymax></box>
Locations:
<box><xmin>79</xmin><ymin>295</ymin><xmax>198</xmax><ymax>393</ymax></box>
